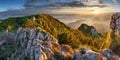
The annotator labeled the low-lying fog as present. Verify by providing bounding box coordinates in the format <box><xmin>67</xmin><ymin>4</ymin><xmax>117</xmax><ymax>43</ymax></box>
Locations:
<box><xmin>52</xmin><ymin>13</ymin><xmax>113</xmax><ymax>33</ymax></box>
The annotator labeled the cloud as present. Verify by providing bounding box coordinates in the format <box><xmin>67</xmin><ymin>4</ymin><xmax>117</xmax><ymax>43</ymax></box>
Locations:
<box><xmin>58</xmin><ymin>1</ymin><xmax>85</xmax><ymax>7</ymax></box>
<box><xmin>0</xmin><ymin>6</ymin><xmax>55</xmax><ymax>19</ymax></box>
<box><xmin>66</xmin><ymin>13</ymin><xmax>112</xmax><ymax>33</ymax></box>
<box><xmin>67</xmin><ymin>20</ymin><xmax>84</xmax><ymax>29</ymax></box>
<box><xmin>24</xmin><ymin>0</ymin><xmax>54</xmax><ymax>8</ymax></box>
<box><xmin>0</xmin><ymin>0</ymin><xmax>117</xmax><ymax>19</ymax></box>
<box><xmin>24</xmin><ymin>0</ymin><xmax>108</xmax><ymax>8</ymax></box>
<box><xmin>112</xmin><ymin>0</ymin><xmax>117</xmax><ymax>3</ymax></box>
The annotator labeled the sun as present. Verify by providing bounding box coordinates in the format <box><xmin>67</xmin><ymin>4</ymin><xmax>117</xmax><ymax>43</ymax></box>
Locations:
<box><xmin>93</xmin><ymin>10</ymin><xmax>100</xmax><ymax>14</ymax></box>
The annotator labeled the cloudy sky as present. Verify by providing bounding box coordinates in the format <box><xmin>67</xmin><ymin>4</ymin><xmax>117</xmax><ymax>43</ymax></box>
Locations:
<box><xmin>0</xmin><ymin>0</ymin><xmax>120</xmax><ymax>12</ymax></box>
<box><xmin>0</xmin><ymin>0</ymin><xmax>119</xmax><ymax>20</ymax></box>
<box><xmin>0</xmin><ymin>0</ymin><xmax>120</xmax><ymax>33</ymax></box>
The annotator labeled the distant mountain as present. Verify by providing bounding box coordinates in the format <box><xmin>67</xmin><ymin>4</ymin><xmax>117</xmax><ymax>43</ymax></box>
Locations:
<box><xmin>78</xmin><ymin>24</ymin><xmax>101</xmax><ymax>38</ymax></box>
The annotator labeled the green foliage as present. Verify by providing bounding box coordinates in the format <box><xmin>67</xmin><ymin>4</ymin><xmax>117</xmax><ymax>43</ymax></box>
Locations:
<box><xmin>58</xmin><ymin>33</ymin><xmax>68</xmax><ymax>44</ymax></box>
<box><xmin>0</xmin><ymin>16</ymin><xmax>31</xmax><ymax>31</ymax></box>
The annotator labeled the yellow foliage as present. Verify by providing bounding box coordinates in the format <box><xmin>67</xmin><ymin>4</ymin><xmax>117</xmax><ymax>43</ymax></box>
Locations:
<box><xmin>24</xmin><ymin>19</ymin><xmax>36</xmax><ymax>28</ymax></box>
<box><xmin>7</xmin><ymin>25</ymin><xmax>13</xmax><ymax>30</ymax></box>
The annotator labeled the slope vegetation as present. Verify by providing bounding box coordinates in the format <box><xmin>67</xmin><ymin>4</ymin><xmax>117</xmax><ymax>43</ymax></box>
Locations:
<box><xmin>0</xmin><ymin>14</ymin><xmax>108</xmax><ymax>50</ymax></box>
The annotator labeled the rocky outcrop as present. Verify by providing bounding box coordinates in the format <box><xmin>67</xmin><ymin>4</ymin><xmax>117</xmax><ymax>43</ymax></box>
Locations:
<box><xmin>78</xmin><ymin>24</ymin><xmax>100</xmax><ymax>38</ymax></box>
<box><xmin>7</xmin><ymin>27</ymin><xmax>59</xmax><ymax>60</ymax></box>
<box><xmin>110</xmin><ymin>13</ymin><xmax>120</xmax><ymax>35</ymax></box>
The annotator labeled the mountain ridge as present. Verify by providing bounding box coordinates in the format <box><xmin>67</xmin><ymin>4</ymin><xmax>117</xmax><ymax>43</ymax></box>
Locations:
<box><xmin>0</xmin><ymin>14</ymin><xmax>110</xmax><ymax>51</ymax></box>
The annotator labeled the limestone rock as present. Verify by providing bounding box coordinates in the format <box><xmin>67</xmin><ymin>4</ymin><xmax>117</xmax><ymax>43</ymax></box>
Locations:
<box><xmin>110</xmin><ymin>13</ymin><xmax>120</xmax><ymax>35</ymax></box>
<box><xmin>102</xmin><ymin>49</ymin><xmax>113</xmax><ymax>60</ymax></box>
<box><xmin>7</xmin><ymin>27</ymin><xmax>59</xmax><ymax>60</ymax></box>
